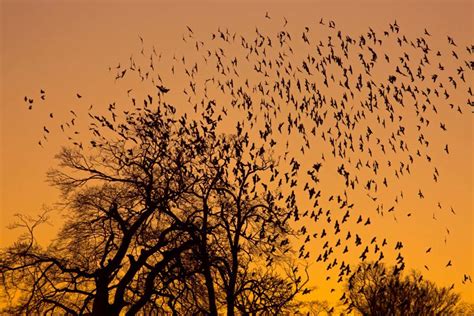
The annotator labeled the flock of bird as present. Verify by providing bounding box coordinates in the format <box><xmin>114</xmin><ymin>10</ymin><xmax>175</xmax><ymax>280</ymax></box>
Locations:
<box><xmin>23</xmin><ymin>14</ymin><xmax>472</xmax><ymax>300</ymax></box>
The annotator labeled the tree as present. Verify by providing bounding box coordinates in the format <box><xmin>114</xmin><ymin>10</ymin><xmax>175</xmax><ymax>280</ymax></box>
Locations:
<box><xmin>0</xmin><ymin>100</ymin><xmax>306</xmax><ymax>314</ymax></box>
<box><xmin>344</xmin><ymin>262</ymin><xmax>464</xmax><ymax>316</ymax></box>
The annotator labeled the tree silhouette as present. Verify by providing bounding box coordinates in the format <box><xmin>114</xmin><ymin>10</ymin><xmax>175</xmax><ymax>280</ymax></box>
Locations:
<box><xmin>344</xmin><ymin>262</ymin><xmax>463</xmax><ymax>315</ymax></box>
<box><xmin>3</xmin><ymin>15</ymin><xmax>472</xmax><ymax>315</ymax></box>
<box><xmin>0</xmin><ymin>101</ymin><xmax>306</xmax><ymax>314</ymax></box>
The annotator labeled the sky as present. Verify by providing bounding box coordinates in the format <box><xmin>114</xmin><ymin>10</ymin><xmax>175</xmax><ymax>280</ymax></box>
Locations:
<box><xmin>1</xmin><ymin>0</ymin><xmax>473</xmax><ymax>307</ymax></box>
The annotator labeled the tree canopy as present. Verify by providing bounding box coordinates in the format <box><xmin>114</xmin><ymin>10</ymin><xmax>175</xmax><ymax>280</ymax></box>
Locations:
<box><xmin>345</xmin><ymin>262</ymin><xmax>469</xmax><ymax>316</ymax></box>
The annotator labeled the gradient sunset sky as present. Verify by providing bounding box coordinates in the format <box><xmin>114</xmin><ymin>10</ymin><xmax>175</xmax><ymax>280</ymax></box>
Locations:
<box><xmin>1</xmin><ymin>0</ymin><xmax>473</xmax><ymax>306</ymax></box>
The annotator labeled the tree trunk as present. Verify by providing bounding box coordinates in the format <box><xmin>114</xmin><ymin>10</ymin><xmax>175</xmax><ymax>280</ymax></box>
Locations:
<box><xmin>92</xmin><ymin>278</ymin><xmax>117</xmax><ymax>316</ymax></box>
<box><xmin>202</xmin><ymin>198</ymin><xmax>218</xmax><ymax>315</ymax></box>
<box><xmin>226</xmin><ymin>291</ymin><xmax>235</xmax><ymax>316</ymax></box>
<box><xmin>203</xmin><ymin>259</ymin><xmax>218</xmax><ymax>316</ymax></box>
<box><xmin>226</xmin><ymin>247</ymin><xmax>239</xmax><ymax>316</ymax></box>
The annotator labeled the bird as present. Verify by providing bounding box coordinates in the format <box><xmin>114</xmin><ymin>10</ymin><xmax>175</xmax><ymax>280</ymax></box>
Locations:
<box><xmin>418</xmin><ymin>189</ymin><xmax>424</xmax><ymax>199</ymax></box>
<box><xmin>156</xmin><ymin>85</ymin><xmax>170</xmax><ymax>93</ymax></box>
<box><xmin>463</xmin><ymin>274</ymin><xmax>472</xmax><ymax>284</ymax></box>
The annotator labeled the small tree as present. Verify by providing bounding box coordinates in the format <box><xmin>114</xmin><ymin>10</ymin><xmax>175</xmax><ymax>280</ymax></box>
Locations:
<box><xmin>345</xmin><ymin>262</ymin><xmax>463</xmax><ymax>316</ymax></box>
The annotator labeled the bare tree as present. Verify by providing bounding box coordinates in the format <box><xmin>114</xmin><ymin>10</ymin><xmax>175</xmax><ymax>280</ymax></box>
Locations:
<box><xmin>184</xmin><ymin>130</ymin><xmax>309</xmax><ymax>314</ymax></box>
<box><xmin>0</xmin><ymin>99</ymin><xmax>305</xmax><ymax>315</ymax></box>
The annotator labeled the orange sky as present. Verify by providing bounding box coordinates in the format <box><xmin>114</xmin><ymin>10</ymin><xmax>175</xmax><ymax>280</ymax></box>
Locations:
<box><xmin>1</xmin><ymin>0</ymin><xmax>473</xmax><ymax>307</ymax></box>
